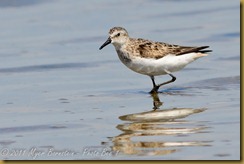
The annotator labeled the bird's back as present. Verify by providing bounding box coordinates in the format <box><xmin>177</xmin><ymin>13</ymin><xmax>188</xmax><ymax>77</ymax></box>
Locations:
<box><xmin>125</xmin><ymin>38</ymin><xmax>211</xmax><ymax>60</ymax></box>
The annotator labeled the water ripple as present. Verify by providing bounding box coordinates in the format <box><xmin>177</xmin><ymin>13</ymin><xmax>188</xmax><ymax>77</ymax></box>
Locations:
<box><xmin>0</xmin><ymin>62</ymin><xmax>97</xmax><ymax>74</ymax></box>
<box><xmin>0</xmin><ymin>0</ymin><xmax>50</xmax><ymax>8</ymax></box>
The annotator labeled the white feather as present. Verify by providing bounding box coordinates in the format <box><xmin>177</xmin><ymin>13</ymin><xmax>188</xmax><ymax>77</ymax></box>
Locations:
<box><xmin>122</xmin><ymin>53</ymin><xmax>204</xmax><ymax>76</ymax></box>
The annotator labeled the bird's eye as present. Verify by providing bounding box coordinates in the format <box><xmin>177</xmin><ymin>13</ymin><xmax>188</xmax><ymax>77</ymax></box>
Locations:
<box><xmin>116</xmin><ymin>33</ymin><xmax>120</xmax><ymax>37</ymax></box>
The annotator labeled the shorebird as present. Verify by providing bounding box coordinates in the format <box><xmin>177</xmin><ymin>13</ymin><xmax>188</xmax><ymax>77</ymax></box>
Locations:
<box><xmin>99</xmin><ymin>27</ymin><xmax>211</xmax><ymax>93</ymax></box>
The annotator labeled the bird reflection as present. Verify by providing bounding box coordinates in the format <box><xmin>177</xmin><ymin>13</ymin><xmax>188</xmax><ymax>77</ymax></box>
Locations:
<box><xmin>102</xmin><ymin>93</ymin><xmax>212</xmax><ymax>156</ymax></box>
<box><xmin>151</xmin><ymin>92</ymin><xmax>163</xmax><ymax>110</ymax></box>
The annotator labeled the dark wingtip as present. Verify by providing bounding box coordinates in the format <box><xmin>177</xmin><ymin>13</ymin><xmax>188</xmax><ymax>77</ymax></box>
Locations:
<box><xmin>176</xmin><ymin>45</ymin><xmax>212</xmax><ymax>56</ymax></box>
<box><xmin>199</xmin><ymin>50</ymin><xmax>212</xmax><ymax>53</ymax></box>
<box><xmin>199</xmin><ymin>46</ymin><xmax>212</xmax><ymax>53</ymax></box>
<box><xmin>200</xmin><ymin>46</ymin><xmax>210</xmax><ymax>49</ymax></box>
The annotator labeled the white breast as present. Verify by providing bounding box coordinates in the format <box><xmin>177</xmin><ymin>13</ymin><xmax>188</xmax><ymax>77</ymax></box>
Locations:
<box><xmin>118</xmin><ymin>52</ymin><xmax>199</xmax><ymax>76</ymax></box>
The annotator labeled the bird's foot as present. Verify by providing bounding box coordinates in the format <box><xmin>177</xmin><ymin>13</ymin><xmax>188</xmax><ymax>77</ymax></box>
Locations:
<box><xmin>150</xmin><ymin>86</ymin><xmax>160</xmax><ymax>94</ymax></box>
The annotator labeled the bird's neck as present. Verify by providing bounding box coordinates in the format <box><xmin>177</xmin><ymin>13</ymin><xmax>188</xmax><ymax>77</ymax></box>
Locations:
<box><xmin>115</xmin><ymin>48</ymin><xmax>132</xmax><ymax>64</ymax></box>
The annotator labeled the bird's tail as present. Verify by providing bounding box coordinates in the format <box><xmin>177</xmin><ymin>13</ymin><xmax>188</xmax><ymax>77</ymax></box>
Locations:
<box><xmin>193</xmin><ymin>46</ymin><xmax>212</xmax><ymax>59</ymax></box>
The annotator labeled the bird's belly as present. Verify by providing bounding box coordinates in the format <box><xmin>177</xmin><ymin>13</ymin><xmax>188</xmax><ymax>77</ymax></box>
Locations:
<box><xmin>126</xmin><ymin>58</ymin><xmax>168</xmax><ymax>76</ymax></box>
<box><xmin>121</xmin><ymin>54</ymin><xmax>195</xmax><ymax>76</ymax></box>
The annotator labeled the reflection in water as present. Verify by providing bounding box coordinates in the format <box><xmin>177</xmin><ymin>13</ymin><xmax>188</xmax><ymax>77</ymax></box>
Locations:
<box><xmin>119</xmin><ymin>107</ymin><xmax>206</xmax><ymax>122</ymax></box>
<box><xmin>151</xmin><ymin>92</ymin><xmax>163</xmax><ymax>110</ymax></box>
<box><xmin>102</xmin><ymin>93</ymin><xmax>212</xmax><ymax>156</ymax></box>
<box><xmin>110</xmin><ymin>121</ymin><xmax>211</xmax><ymax>156</ymax></box>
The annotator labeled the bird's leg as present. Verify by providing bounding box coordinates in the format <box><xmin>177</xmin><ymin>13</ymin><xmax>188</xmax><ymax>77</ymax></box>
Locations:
<box><xmin>150</xmin><ymin>76</ymin><xmax>159</xmax><ymax>93</ymax></box>
<box><xmin>158</xmin><ymin>74</ymin><xmax>176</xmax><ymax>88</ymax></box>
<box><xmin>150</xmin><ymin>74</ymin><xmax>176</xmax><ymax>93</ymax></box>
<box><xmin>150</xmin><ymin>76</ymin><xmax>157</xmax><ymax>88</ymax></box>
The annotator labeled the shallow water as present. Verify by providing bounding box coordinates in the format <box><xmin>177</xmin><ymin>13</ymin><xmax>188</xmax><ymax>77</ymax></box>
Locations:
<box><xmin>0</xmin><ymin>0</ymin><xmax>240</xmax><ymax>160</ymax></box>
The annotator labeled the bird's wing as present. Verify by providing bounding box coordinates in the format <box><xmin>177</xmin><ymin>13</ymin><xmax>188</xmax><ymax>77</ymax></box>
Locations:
<box><xmin>133</xmin><ymin>39</ymin><xmax>211</xmax><ymax>59</ymax></box>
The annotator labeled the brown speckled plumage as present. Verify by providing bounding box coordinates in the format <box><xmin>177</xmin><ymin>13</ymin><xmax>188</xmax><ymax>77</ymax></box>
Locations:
<box><xmin>109</xmin><ymin>27</ymin><xmax>128</xmax><ymax>35</ymax></box>
<box><xmin>125</xmin><ymin>38</ymin><xmax>211</xmax><ymax>59</ymax></box>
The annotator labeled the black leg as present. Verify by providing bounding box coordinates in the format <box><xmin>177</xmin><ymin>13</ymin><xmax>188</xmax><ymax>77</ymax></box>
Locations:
<box><xmin>157</xmin><ymin>74</ymin><xmax>176</xmax><ymax>88</ymax></box>
<box><xmin>150</xmin><ymin>76</ymin><xmax>157</xmax><ymax>88</ymax></box>
<box><xmin>149</xmin><ymin>74</ymin><xmax>176</xmax><ymax>93</ymax></box>
<box><xmin>150</xmin><ymin>76</ymin><xmax>159</xmax><ymax>93</ymax></box>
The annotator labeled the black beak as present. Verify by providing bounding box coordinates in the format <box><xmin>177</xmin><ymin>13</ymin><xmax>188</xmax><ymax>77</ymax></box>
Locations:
<box><xmin>99</xmin><ymin>37</ymin><xmax>111</xmax><ymax>50</ymax></box>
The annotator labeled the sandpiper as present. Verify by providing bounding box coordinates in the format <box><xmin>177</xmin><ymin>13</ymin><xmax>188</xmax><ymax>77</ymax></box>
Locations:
<box><xmin>99</xmin><ymin>27</ymin><xmax>211</xmax><ymax>93</ymax></box>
